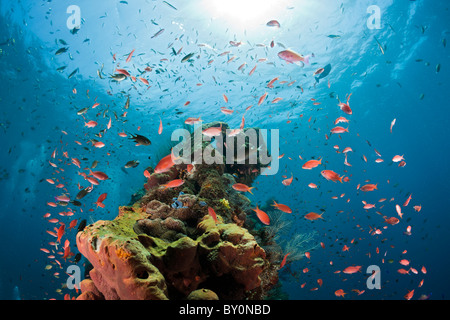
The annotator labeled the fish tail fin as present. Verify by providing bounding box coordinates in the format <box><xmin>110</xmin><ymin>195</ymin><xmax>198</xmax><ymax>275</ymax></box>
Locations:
<box><xmin>249</xmin><ymin>187</ymin><xmax>254</xmax><ymax>195</ymax></box>
<box><xmin>339</xmin><ymin>176</ymin><xmax>344</xmax><ymax>183</ymax></box>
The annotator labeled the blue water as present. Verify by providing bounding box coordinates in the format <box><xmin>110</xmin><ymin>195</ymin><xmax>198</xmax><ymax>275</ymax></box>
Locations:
<box><xmin>0</xmin><ymin>0</ymin><xmax>448</xmax><ymax>300</ymax></box>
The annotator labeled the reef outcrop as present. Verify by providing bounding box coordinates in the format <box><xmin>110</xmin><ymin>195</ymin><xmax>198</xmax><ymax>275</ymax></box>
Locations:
<box><xmin>76</xmin><ymin>122</ymin><xmax>279</xmax><ymax>300</ymax></box>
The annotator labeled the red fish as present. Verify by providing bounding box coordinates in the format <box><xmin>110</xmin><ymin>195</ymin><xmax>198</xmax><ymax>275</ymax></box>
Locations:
<box><xmin>302</xmin><ymin>158</ymin><xmax>322</xmax><ymax>170</ymax></box>
<box><xmin>258</xmin><ymin>92</ymin><xmax>268</xmax><ymax>106</ymax></box>
<box><xmin>338</xmin><ymin>93</ymin><xmax>353</xmax><ymax>115</ymax></box>
<box><xmin>278</xmin><ymin>49</ymin><xmax>311</xmax><ymax>65</ymax></box>
<box><xmin>126</xmin><ymin>49</ymin><xmax>135</xmax><ymax>63</ymax></box>
<box><xmin>304</xmin><ymin>212</ymin><xmax>324</xmax><ymax>221</ymax></box>
<box><xmin>56</xmin><ymin>224</ymin><xmax>65</xmax><ymax>243</ymax></box>
<box><xmin>279</xmin><ymin>253</ymin><xmax>290</xmax><ymax>269</ymax></box>
<box><xmin>89</xmin><ymin>169</ymin><xmax>109</xmax><ymax>181</ymax></box>
<box><xmin>96</xmin><ymin>193</ymin><xmax>107</xmax><ymax>208</ymax></box>
<box><xmin>360</xmin><ymin>184</ymin><xmax>378</xmax><ymax>192</ymax></box>
<box><xmin>162</xmin><ymin>179</ymin><xmax>185</xmax><ymax>189</ymax></box>
<box><xmin>253</xmin><ymin>206</ymin><xmax>270</xmax><ymax>225</ymax></box>
<box><xmin>84</xmin><ymin>121</ymin><xmax>98</xmax><ymax>128</ymax></box>
<box><xmin>158</xmin><ymin>118</ymin><xmax>163</xmax><ymax>135</ymax></box>
<box><xmin>404</xmin><ymin>290</ymin><xmax>414</xmax><ymax>300</ymax></box>
<box><xmin>343</xmin><ymin>266</ymin><xmax>362</xmax><ymax>274</ymax></box>
<box><xmin>208</xmin><ymin>207</ymin><xmax>218</xmax><ymax>224</ymax></box>
<box><xmin>272</xmin><ymin>201</ymin><xmax>292</xmax><ymax>213</ymax></box>
<box><xmin>335</xmin><ymin>289</ymin><xmax>346</xmax><ymax>298</ymax></box>
<box><xmin>232</xmin><ymin>183</ymin><xmax>254</xmax><ymax>194</ymax></box>
<box><xmin>321</xmin><ymin>170</ymin><xmax>344</xmax><ymax>183</ymax></box>
<box><xmin>154</xmin><ymin>151</ymin><xmax>179</xmax><ymax>174</ymax></box>
<box><xmin>330</xmin><ymin>126</ymin><xmax>349</xmax><ymax>134</ymax></box>
<box><xmin>384</xmin><ymin>217</ymin><xmax>400</xmax><ymax>225</ymax></box>
<box><xmin>282</xmin><ymin>175</ymin><xmax>293</xmax><ymax>186</ymax></box>
<box><xmin>403</xmin><ymin>194</ymin><xmax>412</xmax><ymax>207</ymax></box>
<box><xmin>266</xmin><ymin>20</ymin><xmax>280</xmax><ymax>28</ymax></box>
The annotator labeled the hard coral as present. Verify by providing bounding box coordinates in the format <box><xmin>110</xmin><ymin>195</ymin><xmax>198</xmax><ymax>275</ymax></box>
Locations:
<box><xmin>76</xmin><ymin>122</ymin><xmax>279</xmax><ymax>300</ymax></box>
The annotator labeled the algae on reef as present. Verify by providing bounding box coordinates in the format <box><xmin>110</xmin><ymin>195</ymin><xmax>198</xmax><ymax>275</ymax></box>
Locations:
<box><xmin>76</xmin><ymin>122</ymin><xmax>280</xmax><ymax>300</ymax></box>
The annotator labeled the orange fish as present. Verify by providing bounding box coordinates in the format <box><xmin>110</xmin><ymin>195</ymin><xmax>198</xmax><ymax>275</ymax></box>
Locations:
<box><xmin>139</xmin><ymin>77</ymin><xmax>149</xmax><ymax>85</ymax></box>
<box><xmin>126</xmin><ymin>49</ymin><xmax>135</xmax><ymax>63</ymax></box>
<box><xmin>280</xmin><ymin>253</ymin><xmax>290</xmax><ymax>269</ymax></box>
<box><xmin>343</xmin><ymin>266</ymin><xmax>362</xmax><ymax>274</ymax></box>
<box><xmin>258</xmin><ymin>92</ymin><xmax>268</xmax><ymax>106</ymax></box>
<box><xmin>68</xmin><ymin>219</ymin><xmax>78</xmax><ymax>230</ymax></box>
<box><xmin>162</xmin><ymin>179</ymin><xmax>185</xmax><ymax>189</ymax></box>
<box><xmin>403</xmin><ymin>194</ymin><xmax>412</xmax><ymax>207</ymax></box>
<box><xmin>253</xmin><ymin>206</ymin><xmax>270</xmax><ymax>225</ymax></box>
<box><xmin>335</xmin><ymin>116</ymin><xmax>349</xmax><ymax>125</ymax></box>
<box><xmin>232</xmin><ymin>183</ymin><xmax>254</xmax><ymax>194</ymax></box>
<box><xmin>360</xmin><ymin>184</ymin><xmax>378</xmax><ymax>192</ymax></box>
<box><xmin>84</xmin><ymin>121</ymin><xmax>98</xmax><ymax>128</ymax></box>
<box><xmin>158</xmin><ymin>118</ymin><xmax>163</xmax><ymax>135</ymax></box>
<box><xmin>308</xmin><ymin>183</ymin><xmax>318</xmax><ymax>189</ymax></box>
<box><xmin>56</xmin><ymin>224</ymin><xmax>65</xmax><ymax>243</ymax></box>
<box><xmin>384</xmin><ymin>216</ymin><xmax>400</xmax><ymax>225</ymax></box>
<box><xmin>184</xmin><ymin>117</ymin><xmax>202</xmax><ymax>125</ymax></box>
<box><xmin>338</xmin><ymin>93</ymin><xmax>353</xmax><ymax>115</ymax></box>
<box><xmin>304</xmin><ymin>212</ymin><xmax>324</xmax><ymax>221</ymax></box>
<box><xmin>282</xmin><ymin>175</ymin><xmax>293</xmax><ymax>186</ymax></box>
<box><xmin>302</xmin><ymin>158</ymin><xmax>322</xmax><ymax>170</ymax></box>
<box><xmin>272</xmin><ymin>201</ymin><xmax>292</xmax><ymax>213</ymax></box>
<box><xmin>278</xmin><ymin>49</ymin><xmax>311</xmax><ymax>65</ymax></box>
<box><xmin>208</xmin><ymin>207</ymin><xmax>218</xmax><ymax>224</ymax></box>
<box><xmin>392</xmin><ymin>155</ymin><xmax>404</xmax><ymax>162</ymax></box>
<box><xmin>154</xmin><ymin>151</ymin><xmax>178</xmax><ymax>174</ymax></box>
<box><xmin>330</xmin><ymin>126</ymin><xmax>349</xmax><ymax>134</ymax></box>
<box><xmin>404</xmin><ymin>290</ymin><xmax>414</xmax><ymax>300</ymax></box>
<box><xmin>96</xmin><ymin>193</ymin><xmax>107</xmax><ymax>208</ymax></box>
<box><xmin>335</xmin><ymin>289</ymin><xmax>346</xmax><ymax>298</ymax></box>
<box><xmin>321</xmin><ymin>170</ymin><xmax>344</xmax><ymax>183</ymax></box>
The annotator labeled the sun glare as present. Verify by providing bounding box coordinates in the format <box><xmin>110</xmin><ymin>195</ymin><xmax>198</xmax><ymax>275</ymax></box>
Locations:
<box><xmin>203</xmin><ymin>0</ymin><xmax>290</xmax><ymax>30</ymax></box>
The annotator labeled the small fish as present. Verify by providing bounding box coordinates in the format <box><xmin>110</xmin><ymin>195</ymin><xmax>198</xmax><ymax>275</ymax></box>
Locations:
<box><xmin>162</xmin><ymin>179</ymin><xmax>185</xmax><ymax>189</ymax></box>
<box><xmin>126</xmin><ymin>49</ymin><xmax>135</xmax><ymax>63</ymax></box>
<box><xmin>253</xmin><ymin>206</ymin><xmax>270</xmax><ymax>225</ymax></box>
<box><xmin>149</xmin><ymin>28</ymin><xmax>164</xmax><ymax>39</ymax></box>
<box><xmin>266</xmin><ymin>20</ymin><xmax>280</xmax><ymax>28</ymax></box>
<box><xmin>272</xmin><ymin>201</ymin><xmax>292</xmax><ymax>213</ymax></box>
<box><xmin>181</xmin><ymin>53</ymin><xmax>195</xmax><ymax>63</ymax></box>
<box><xmin>232</xmin><ymin>183</ymin><xmax>254</xmax><ymax>194</ymax></box>
<box><xmin>280</xmin><ymin>253</ymin><xmax>290</xmax><ymax>269</ymax></box>
<box><xmin>68</xmin><ymin>68</ymin><xmax>79</xmax><ymax>79</ymax></box>
<box><xmin>77</xmin><ymin>107</ymin><xmax>88</xmax><ymax>116</ymax></box>
<box><xmin>76</xmin><ymin>186</ymin><xmax>92</xmax><ymax>200</ymax></box>
<box><xmin>77</xmin><ymin>219</ymin><xmax>87</xmax><ymax>233</ymax></box>
<box><xmin>124</xmin><ymin>160</ymin><xmax>140</xmax><ymax>168</ymax></box>
<box><xmin>208</xmin><ymin>207</ymin><xmax>218</xmax><ymax>223</ymax></box>
<box><xmin>321</xmin><ymin>170</ymin><xmax>344</xmax><ymax>183</ymax></box>
<box><xmin>55</xmin><ymin>47</ymin><xmax>69</xmax><ymax>55</ymax></box>
<box><xmin>129</xmin><ymin>133</ymin><xmax>151</xmax><ymax>146</ymax></box>
<box><xmin>95</xmin><ymin>193</ymin><xmax>107</xmax><ymax>208</ymax></box>
<box><xmin>305</xmin><ymin>212</ymin><xmax>324</xmax><ymax>221</ymax></box>
<box><xmin>163</xmin><ymin>1</ymin><xmax>177</xmax><ymax>10</ymax></box>
<box><xmin>110</xmin><ymin>74</ymin><xmax>127</xmax><ymax>82</ymax></box>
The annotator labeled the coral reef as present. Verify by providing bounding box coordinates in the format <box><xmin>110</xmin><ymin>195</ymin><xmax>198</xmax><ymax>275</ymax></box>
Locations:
<box><xmin>76</xmin><ymin>122</ymin><xmax>288</xmax><ymax>300</ymax></box>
